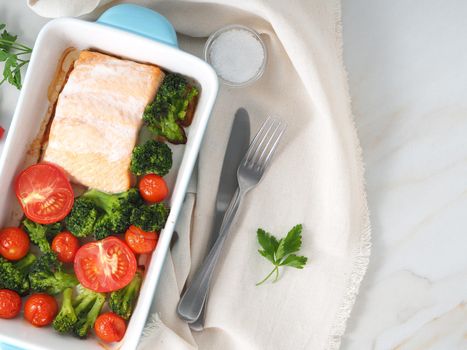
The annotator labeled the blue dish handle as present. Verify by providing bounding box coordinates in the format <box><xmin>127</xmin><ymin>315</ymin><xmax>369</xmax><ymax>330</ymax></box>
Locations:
<box><xmin>97</xmin><ymin>4</ymin><xmax>178</xmax><ymax>48</ymax></box>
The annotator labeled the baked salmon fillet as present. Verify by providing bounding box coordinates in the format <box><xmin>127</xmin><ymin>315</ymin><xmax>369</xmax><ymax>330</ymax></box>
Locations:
<box><xmin>44</xmin><ymin>51</ymin><xmax>165</xmax><ymax>193</ymax></box>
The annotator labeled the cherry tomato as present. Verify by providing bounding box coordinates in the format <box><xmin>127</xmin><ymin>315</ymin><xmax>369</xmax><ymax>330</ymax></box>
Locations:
<box><xmin>0</xmin><ymin>126</ymin><xmax>4</xmax><ymax>139</ymax></box>
<box><xmin>124</xmin><ymin>225</ymin><xmax>158</xmax><ymax>254</ymax></box>
<box><xmin>0</xmin><ymin>227</ymin><xmax>29</xmax><ymax>261</ymax></box>
<box><xmin>24</xmin><ymin>293</ymin><xmax>58</xmax><ymax>327</ymax></box>
<box><xmin>51</xmin><ymin>231</ymin><xmax>80</xmax><ymax>263</ymax></box>
<box><xmin>139</xmin><ymin>174</ymin><xmax>169</xmax><ymax>203</ymax></box>
<box><xmin>94</xmin><ymin>312</ymin><xmax>127</xmax><ymax>343</ymax></box>
<box><xmin>74</xmin><ymin>237</ymin><xmax>136</xmax><ymax>293</ymax></box>
<box><xmin>0</xmin><ymin>289</ymin><xmax>22</xmax><ymax>319</ymax></box>
<box><xmin>15</xmin><ymin>163</ymin><xmax>74</xmax><ymax>224</ymax></box>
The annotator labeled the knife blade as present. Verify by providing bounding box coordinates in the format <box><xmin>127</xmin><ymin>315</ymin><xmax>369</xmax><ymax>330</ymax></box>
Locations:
<box><xmin>208</xmin><ymin>108</ymin><xmax>250</xmax><ymax>249</ymax></box>
<box><xmin>187</xmin><ymin>108</ymin><xmax>250</xmax><ymax>331</ymax></box>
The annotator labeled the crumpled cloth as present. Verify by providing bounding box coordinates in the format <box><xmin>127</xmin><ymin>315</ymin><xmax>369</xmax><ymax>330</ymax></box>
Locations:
<box><xmin>27</xmin><ymin>1</ymin><xmax>371</xmax><ymax>349</ymax></box>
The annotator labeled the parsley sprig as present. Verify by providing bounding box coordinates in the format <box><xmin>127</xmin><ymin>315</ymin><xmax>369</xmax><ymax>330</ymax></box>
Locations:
<box><xmin>256</xmin><ymin>224</ymin><xmax>308</xmax><ymax>286</ymax></box>
<box><xmin>0</xmin><ymin>23</ymin><xmax>32</xmax><ymax>89</ymax></box>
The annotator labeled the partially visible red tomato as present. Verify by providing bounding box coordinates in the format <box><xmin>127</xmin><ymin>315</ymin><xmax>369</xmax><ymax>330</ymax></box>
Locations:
<box><xmin>0</xmin><ymin>289</ymin><xmax>21</xmax><ymax>319</ymax></box>
<box><xmin>74</xmin><ymin>237</ymin><xmax>137</xmax><ymax>293</ymax></box>
<box><xmin>0</xmin><ymin>126</ymin><xmax>4</xmax><ymax>139</ymax></box>
<box><xmin>0</xmin><ymin>227</ymin><xmax>29</xmax><ymax>261</ymax></box>
<box><xmin>139</xmin><ymin>174</ymin><xmax>169</xmax><ymax>203</ymax></box>
<box><xmin>24</xmin><ymin>293</ymin><xmax>58</xmax><ymax>327</ymax></box>
<box><xmin>94</xmin><ymin>312</ymin><xmax>127</xmax><ymax>343</ymax></box>
<box><xmin>125</xmin><ymin>225</ymin><xmax>158</xmax><ymax>254</ymax></box>
<box><xmin>52</xmin><ymin>231</ymin><xmax>79</xmax><ymax>263</ymax></box>
<box><xmin>15</xmin><ymin>163</ymin><xmax>74</xmax><ymax>224</ymax></box>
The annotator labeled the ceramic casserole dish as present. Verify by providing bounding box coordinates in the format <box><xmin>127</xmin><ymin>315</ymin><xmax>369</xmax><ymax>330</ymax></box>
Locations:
<box><xmin>0</xmin><ymin>4</ymin><xmax>218</xmax><ymax>350</ymax></box>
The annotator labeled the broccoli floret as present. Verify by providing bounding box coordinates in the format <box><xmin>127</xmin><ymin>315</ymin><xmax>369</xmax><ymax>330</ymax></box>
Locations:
<box><xmin>22</xmin><ymin>219</ymin><xmax>61</xmax><ymax>253</ymax></box>
<box><xmin>53</xmin><ymin>287</ymin><xmax>77</xmax><ymax>333</ymax></box>
<box><xmin>161</xmin><ymin>74</ymin><xmax>199</xmax><ymax>127</ymax></box>
<box><xmin>66</xmin><ymin>189</ymin><xmax>142</xmax><ymax>240</ymax></box>
<box><xmin>143</xmin><ymin>73</ymin><xmax>199</xmax><ymax>144</ymax></box>
<box><xmin>131</xmin><ymin>203</ymin><xmax>169</xmax><ymax>232</ymax></box>
<box><xmin>31</xmin><ymin>251</ymin><xmax>61</xmax><ymax>272</ymax></box>
<box><xmin>93</xmin><ymin>216</ymin><xmax>114</xmax><ymax>240</ymax></box>
<box><xmin>29</xmin><ymin>253</ymin><xmax>78</xmax><ymax>295</ymax></box>
<box><xmin>72</xmin><ymin>285</ymin><xmax>106</xmax><ymax>339</ymax></box>
<box><xmin>0</xmin><ymin>253</ymin><xmax>36</xmax><ymax>295</ymax></box>
<box><xmin>65</xmin><ymin>198</ymin><xmax>98</xmax><ymax>238</ymax></box>
<box><xmin>109</xmin><ymin>270</ymin><xmax>143</xmax><ymax>319</ymax></box>
<box><xmin>80</xmin><ymin>188</ymin><xmax>143</xmax><ymax>240</ymax></box>
<box><xmin>130</xmin><ymin>140</ymin><xmax>173</xmax><ymax>176</ymax></box>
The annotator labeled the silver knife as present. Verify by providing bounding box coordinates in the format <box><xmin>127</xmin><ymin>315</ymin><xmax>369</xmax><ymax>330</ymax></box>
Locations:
<box><xmin>185</xmin><ymin>108</ymin><xmax>250</xmax><ymax>331</ymax></box>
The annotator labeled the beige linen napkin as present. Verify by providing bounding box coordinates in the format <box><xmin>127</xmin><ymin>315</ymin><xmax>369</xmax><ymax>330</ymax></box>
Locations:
<box><xmin>27</xmin><ymin>1</ymin><xmax>371</xmax><ymax>349</ymax></box>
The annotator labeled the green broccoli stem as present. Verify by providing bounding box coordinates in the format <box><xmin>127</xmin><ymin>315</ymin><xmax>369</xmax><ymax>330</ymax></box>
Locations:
<box><xmin>74</xmin><ymin>293</ymin><xmax>106</xmax><ymax>338</ymax></box>
<box><xmin>14</xmin><ymin>252</ymin><xmax>36</xmax><ymax>272</ymax></box>
<box><xmin>81</xmin><ymin>189</ymin><xmax>116</xmax><ymax>215</ymax></box>
<box><xmin>53</xmin><ymin>288</ymin><xmax>77</xmax><ymax>333</ymax></box>
<box><xmin>109</xmin><ymin>270</ymin><xmax>143</xmax><ymax>319</ymax></box>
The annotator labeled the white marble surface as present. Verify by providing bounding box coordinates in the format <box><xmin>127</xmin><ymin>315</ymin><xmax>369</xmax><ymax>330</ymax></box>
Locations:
<box><xmin>0</xmin><ymin>1</ymin><xmax>466</xmax><ymax>350</ymax></box>
<box><xmin>341</xmin><ymin>1</ymin><xmax>467</xmax><ymax>349</ymax></box>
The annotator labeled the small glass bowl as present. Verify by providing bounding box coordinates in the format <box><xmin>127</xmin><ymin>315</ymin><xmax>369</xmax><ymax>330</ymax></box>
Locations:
<box><xmin>204</xmin><ymin>24</ymin><xmax>267</xmax><ymax>87</ymax></box>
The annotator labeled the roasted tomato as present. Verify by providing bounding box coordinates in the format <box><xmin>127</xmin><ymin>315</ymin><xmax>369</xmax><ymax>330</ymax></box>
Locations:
<box><xmin>52</xmin><ymin>231</ymin><xmax>80</xmax><ymax>263</ymax></box>
<box><xmin>15</xmin><ymin>163</ymin><xmax>74</xmax><ymax>224</ymax></box>
<box><xmin>24</xmin><ymin>293</ymin><xmax>58</xmax><ymax>327</ymax></box>
<box><xmin>94</xmin><ymin>312</ymin><xmax>127</xmax><ymax>343</ymax></box>
<box><xmin>139</xmin><ymin>174</ymin><xmax>169</xmax><ymax>203</ymax></box>
<box><xmin>124</xmin><ymin>225</ymin><xmax>158</xmax><ymax>254</ymax></box>
<box><xmin>0</xmin><ymin>227</ymin><xmax>29</xmax><ymax>261</ymax></box>
<box><xmin>74</xmin><ymin>237</ymin><xmax>137</xmax><ymax>293</ymax></box>
<box><xmin>0</xmin><ymin>289</ymin><xmax>22</xmax><ymax>319</ymax></box>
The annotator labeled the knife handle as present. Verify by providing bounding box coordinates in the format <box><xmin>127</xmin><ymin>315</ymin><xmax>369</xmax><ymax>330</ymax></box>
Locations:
<box><xmin>177</xmin><ymin>189</ymin><xmax>242</xmax><ymax>322</ymax></box>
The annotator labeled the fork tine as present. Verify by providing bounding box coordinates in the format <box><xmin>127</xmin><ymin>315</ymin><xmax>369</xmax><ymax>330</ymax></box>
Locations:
<box><xmin>259</xmin><ymin>122</ymin><xmax>286</xmax><ymax>172</ymax></box>
<box><xmin>255</xmin><ymin>119</ymin><xmax>282</xmax><ymax>169</ymax></box>
<box><xmin>249</xmin><ymin>118</ymin><xmax>278</xmax><ymax>166</ymax></box>
<box><xmin>243</xmin><ymin>117</ymin><xmax>273</xmax><ymax>165</ymax></box>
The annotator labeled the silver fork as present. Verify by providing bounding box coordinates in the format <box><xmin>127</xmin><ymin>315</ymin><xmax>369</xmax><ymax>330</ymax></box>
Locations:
<box><xmin>177</xmin><ymin>117</ymin><xmax>287</xmax><ymax>323</ymax></box>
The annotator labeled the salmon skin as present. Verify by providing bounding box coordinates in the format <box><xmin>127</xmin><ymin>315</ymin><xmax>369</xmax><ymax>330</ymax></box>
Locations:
<box><xmin>44</xmin><ymin>51</ymin><xmax>165</xmax><ymax>193</ymax></box>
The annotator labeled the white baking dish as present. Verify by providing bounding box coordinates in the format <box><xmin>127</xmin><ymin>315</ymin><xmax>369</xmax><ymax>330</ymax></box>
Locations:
<box><xmin>0</xmin><ymin>4</ymin><xmax>218</xmax><ymax>350</ymax></box>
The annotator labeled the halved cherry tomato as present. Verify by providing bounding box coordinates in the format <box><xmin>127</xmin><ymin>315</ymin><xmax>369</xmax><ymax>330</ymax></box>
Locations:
<box><xmin>94</xmin><ymin>312</ymin><xmax>127</xmax><ymax>343</ymax></box>
<box><xmin>0</xmin><ymin>227</ymin><xmax>29</xmax><ymax>261</ymax></box>
<box><xmin>15</xmin><ymin>163</ymin><xmax>74</xmax><ymax>224</ymax></box>
<box><xmin>74</xmin><ymin>237</ymin><xmax>136</xmax><ymax>293</ymax></box>
<box><xmin>24</xmin><ymin>293</ymin><xmax>58</xmax><ymax>327</ymax></box>
<box><xmin>52</xmin><ymin>231</ymin><xmax>80</xmax><ymax>263</ymax></box>
<box><xmin>139</xmin><ymin>174</ymin><xmax>169</xmax><ymax>203</ymax></box>
<box><xmin>0</xmin><ymin>289</ymin><xmax>22</xmax><ymax>319</ymax></box>
<box><xmin>125</xmin><ymin>225</ymin><xmax>158</xmax><ymax>254</ymax></box>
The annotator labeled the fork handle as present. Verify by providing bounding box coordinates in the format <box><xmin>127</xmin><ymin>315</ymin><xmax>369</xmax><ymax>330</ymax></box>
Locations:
<box><xmin>177</xmin><ymin>188</ymin><xmax>243</xmax><ymax>322</ymax></box>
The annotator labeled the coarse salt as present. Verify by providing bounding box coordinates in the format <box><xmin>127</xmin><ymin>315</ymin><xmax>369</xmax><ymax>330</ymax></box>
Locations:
<box><xmin>208</xmin><ymin>28</ymin><xmax>265</xmax><ymax>85</ymax></box>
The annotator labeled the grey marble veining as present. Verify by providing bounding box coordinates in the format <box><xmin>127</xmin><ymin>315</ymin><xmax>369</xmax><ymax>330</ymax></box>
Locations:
<box><xmin>342</xmin><ymin>1</ymin><xmax>467</xmax><ymax>349</ymax></box>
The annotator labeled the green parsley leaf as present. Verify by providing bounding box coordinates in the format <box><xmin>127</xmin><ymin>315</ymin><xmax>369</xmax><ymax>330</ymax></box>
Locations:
<box><xmin>275</xmin><ymin>224</ymin><xmax>303</xmax><ymax>260</ymax></box>
<box><xmin>256</xmin><ymin>224</ymin><xmax>308</xmax><ymax>286</ymax></box>
<box><xmin>0</xmin><ymin>23</ymin><xmax>32</xmax><ymax>89</ymax></box>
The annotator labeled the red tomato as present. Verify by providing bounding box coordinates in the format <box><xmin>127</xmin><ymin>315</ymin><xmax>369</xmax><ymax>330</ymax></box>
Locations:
<box><xmin>51</xmin><ymin>231</ymin><xmax>80</xmax><ymax>263</ymax></box>
<box><xmin>139</xmin><ymin>174</ymin><xmax>169</xmax><ymax>203</ymax></box>
<box><xmin>24</xmin><ymin>293</ymin><xmax>58</xmax><ymax>327</ymax></box>
<box><xmin>0</xmin><ymin>227</ymin><xmax>29</xmax><ymax>261</ymax></box>
<box><xmin>15</xmin><ymin>163</ymin><xmax>74</xmax><ymax>224</ymax></box>
<box><xmin>0</xmin><ymin>126</ymin><xmax>4</xmax><ymax>139</ymax></box>
<box><xmin>124</xmin><ymin>225</ymin><xmax>158</xmax><ymax>254</ymax></box>
<box><xmin>74</xmin><ymin>237</ymin><xmax>136</xmax><ymax>293</ymax></box>
<box><xmin>0</xmin><ymin>289</ymin><xmax>22</xmax><ymax>319</ymax></box>
<box><xmin>94</xmin><ymin>312</ymin><xmax>127</xmax><ymax>343</ymax></box>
